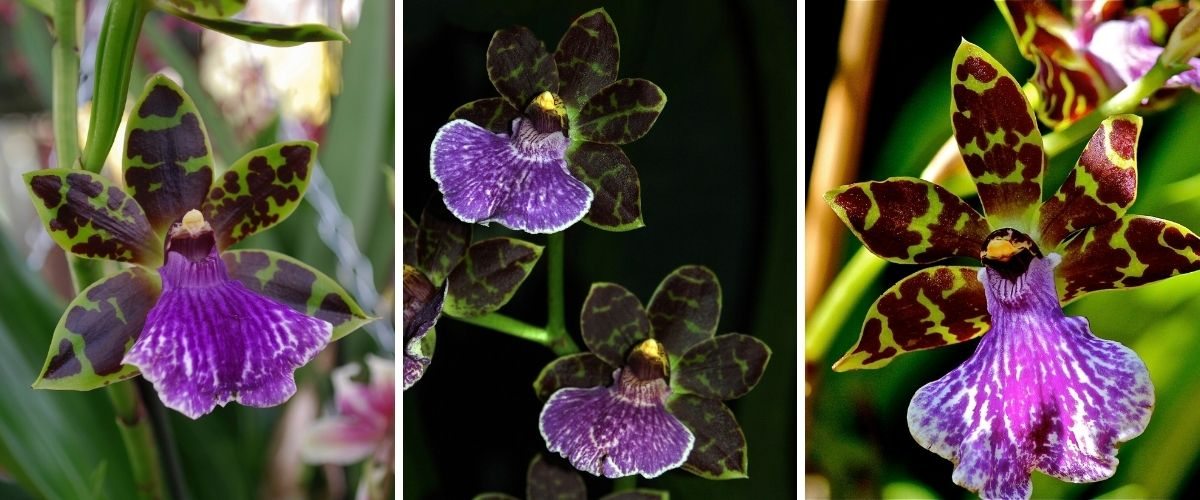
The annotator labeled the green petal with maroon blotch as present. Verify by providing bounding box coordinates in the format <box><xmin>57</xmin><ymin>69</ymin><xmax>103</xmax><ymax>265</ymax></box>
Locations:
<box><xmin>124</xmin><ymin>74</ymin><xmax>214</xmax><ymax>235</ymax></box>
<box><xmin>487</xmin><ymin>27</ymin><xmax>559</xmax><ymax>111</ymax></box>
<box><xmin>417</xmin><ymin>197</ymin><xmax>471</xmax><ymax>287</ymax></box>
<box><xmin>581</xmin><ymin>283</ymin><xmax>651</xmax><ymax>367</ymax></box>
<box><xmin>1056</xmin><ymin>215</ymin><xmax>1200</xmax><ymax>303</ymax></box>
<box><xmin>1038</xmin><ymin>115</ymin><xmax>1141</xmax><ymax>248</ymax></box>
<box><xmin>665</xmin><ymin>394</ymin><xmax>747</xmax><ymax>479</ymax></box>
<box><xmin>154</xmin><ymin>0</ymin><xmax>244</xmax><ymax>18</ymax></box>
<box><xmin>526</xmin><ymin>454</ymin><xmax>586</xmax><ymax>500</ymax></box>
<box><xmin>201</xmin><ymin>141</ymin><xmax>315</xmax><ymax>249</ymax></box>
<box><xmin>222</xmin><ymin>249</ymin><xmax>373</xmax><ymax>341</ymax></box>
<box><xmin>554</xmin><ymin>7</ymin><xmax>620</xmax><ymax>109</ymax></box>
<box><xmin>403</xmin><ymin>212</ymin><xmax>417</xmax><ymax>267</ymax></box>
<box><xmin>159</xmin><ymin>5</ymin><xmax>348</xmax><ymax>47</ymax></box>
<box><xmin>997</xmin><ymin>0</ymin><xmax>1110</xmax><ymax>128</ymax></box>
<box><xmin>647</xmin><ymin>266</ymin><xmax>721</xmax><ymax>359</ymax></box>
<box><xmin>825</xmin><ymin>177</ymin><xmax>992</xmax><ymax>264</ymax></box>
<box><xmin>443</xmin><ymin>238</ymin><xmax>543</xmax><ymax>318</ymax></box>
<box><xmin>673</xmin><ymin>334</ymin><xmax>770</xmax><ymax>401</ymax></box>
<box><xmin>600</xmin><ymin>490</ymin><xmax>670</xmax><ymax>500</ymax></box>
<box><xmin>573</xmin><ymin>79</ymin><xmax>666</xmax><ymax>145</ymax></box>
<box><xmin>33</xmin><ymin>268</ymin><xmax>161</xmax><ymax>390</ymax></box>
<box><xmin>567</xmin><ymin>141</ymin><xmax>643</xmax><ymax>231</ymax></box>
<box><xmin>832</xmin><ymin>266</ymin><xmax>990</xmax><ymax>372</ymax></box>
<box><xmin>951</xmin><ymin>40</ymin><xmax>1044</xmax><ymax>230</ymax></box>
<box><xmin>24</xmin><ymin>169</ymin><xmax>161</xmax><ymax>265</ymax></box>
<box><xmin>533</xmin><ymin>353</ymin><xmax>613</xmax><ymax>401</ymax></box>
<box><xmin>449</xmin><ymin>98</ymin><xmax>521</xmax><ymax>134</ymax></box>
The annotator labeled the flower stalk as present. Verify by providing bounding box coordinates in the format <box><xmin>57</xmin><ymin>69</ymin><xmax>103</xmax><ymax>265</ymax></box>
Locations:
<box><xmin>81</xmin><ymin>0</ymin><xmax>149</xmax><ymax>173</ymax></box>
<box><xmin>51</xmin><ymin>0</ymin><xmax>79</xmax><ymax>170</ymax></box>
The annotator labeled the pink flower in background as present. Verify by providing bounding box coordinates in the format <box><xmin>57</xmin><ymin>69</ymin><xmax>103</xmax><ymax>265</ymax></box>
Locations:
<box><xmin>302</xmin><ymin>355</ymin><xmax>394</xmax><ymax>499</ymax></box>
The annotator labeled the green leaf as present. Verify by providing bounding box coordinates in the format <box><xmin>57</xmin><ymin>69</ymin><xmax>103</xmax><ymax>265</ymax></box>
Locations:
<box><xmin>951</xmin><ymin>40</ymin><xmax>1044</xmax><ymax>230</ymax></box>
<box><xmin>201</xmin><ymin>141</ymin><xmax>316</xmax><ymax>248</ymax></box>
<box><xmin>580</xmin><ymin>283</ymin><xmax>651</xmax><ymax>367</ymax></box>
<box><xmin>123</xmin><ymin>74</ymin><xmax>216</xmax><ymax>235</ymax></box>
<box><xmin>160</xmin><ymin>5</ymin><xmax>349</xmax><ymax>47</ymax></box>
<box><xmin>33</xmin><ymin>268</ymin><xmax>160</xmax><ymax>390</ymax></box>
<box><xmin>1057</xmin><ymin>215</ymin><xmax>1200</xmax><ymax>303</ymax></box>
<box><xmin>487</xmin><ymin>26</ymin><xmax>559</xmax><ymax>111</ymax></box>
<box><xmin>532</xmin><ymin>353</ymin><xmax>612</xmax><ymax>401</ymax></box>
<box><xmin>600</xmin><ymin>490</ymin><xmax>671</xmax><ymax>500</ymax></box>
<box><xmin>567</xmin><ymin>141</ymin><xmax>644</xmax><ymax>231</ymax></box>
<box><xmin>666</xmin><ymin>394</ymin><xmax>747</xmax><ymax>479</ymax></box>
<box><xmin>673</xmin><ymin>334</ymin><xmax>770</xmax><ymax>400</ymax></box>
<box><xmin>450</xmin><ymin>97</ymin><xmax>521</xmax><ymax>134</ymax></box>
<box><xmin>647</xmin><ymin>266</ymin><xmax>721</xmax><ymax>358</ymax></box>
<box><xmin>825</xmin><ymin>177</ymin><xmax>991</xmax><ymax>264</ymax></box>
<box><xmin>24</xmin><ymin>169</ymin><xmax>161</xmax><ymax>265</ymax></box>
<box><xmin>554</xmin><ymin>7</ymin><xmax>620</xmax><ymax>109</ymax></box>
<box><xmin>403</xmin><ymin>212</ymin><xmax>418</xmax><ymax>267</ymax></box>
<box><xmin>417</xmin><ymin>198</ymin><xmax>471</xmax><ymax>286</ymax></box>
<box><xmin>222</xmin><ymin>249</ymin><xmax>374</xmax><ymax>341</ymax></box>
<box><xmin>443</xmin><ymin>238</ymin><xmax>543</xmax><ymax>317</ymax></box>
<box><xmin>526</xmin><ymin>454</ymin><xmax>586</xmax><ymax>500</ymax></box>
<box><xmin>573</xmin><ymin>78</ymin><xmax>666</xmax><ymax>145</ymax></box>
<box><xmin>833</xmin><ymin>266</ymin><xmax>989</xmax><ymax>372</ymax></box>
<box><xmin>154</xmin><ymin>0</ymin><xmax>245</xmax><ymax>18</ymax></box>
<box><xmin>1037</xmin><ymin>115</ymin><xmax>1141</xmax><ymax>248</ymax></box>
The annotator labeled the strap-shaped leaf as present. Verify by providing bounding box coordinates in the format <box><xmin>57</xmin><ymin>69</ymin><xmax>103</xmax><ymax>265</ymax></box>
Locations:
<box><xmin>1038</xmin><ymin>115</ymin><xmax>1140</xmax><ymax>248</ymax></box>
<box><xmin>574</xmin><ymin>79</ymin><xmax>666</xmax><ymax>145</ymax></box>
<box><xmin>417</xmin><ymin>197</ymin><xmax>471</xmax><ymax>286</ymax></box>
<box><xmin>1056</xmin><ymin>215</ymin><xmax>1200</xmax><ymax>303</ymax></box>
<box><xmin>554</xmin><ymin>8</ymin><xmax>620</xmax><ymax>109</ymax></box>
<box><xmin>222</xmin><ymin>249</ymin><xmax>373</xmax><ymax>341</ymax></box>
<box><xmin>526</xmin><ymin>454</ymin><xmax>586</xmax><ymax>500</ymax></box>
<box><xmin>155</xmin><ymin>0</ymin><xmax>245</xmax><ymax>18</ymax></box>
<box><xmin>25</xmin><ymin>169</ymin><xmax>161</xmax><ymax>265</ymax></box>
<box><xmin>673</xmin><ymin>334</ymin><xmax>770</xmax><ymax>400</ymax></box>
<box><xmin>443</xmin><ymin>237</ymin><xmax>544</xmax><ymax>318</ymax></box>
<box><xmin>666</xmin><ymin>394</ymin><xmax>747</xmax><ymax>479</ymax></box>
<box><xmin>600</xmin><ymin>491</ymin><xmax>670</xmax><ymax>500</ymax></box>
<box><xmin>951</xmin><ymin>40</ymin><xmax>1045</xmax><ymax>230</ymax></box>
<box><xmin>833</xmin><ymin>266</ymin><xmax>990</xmax><ymax>372</ymax></box>
<box><xmin>201</xmin><ymin>141</ymin><xmax>316</xmax><ymax>248</ymax></box>
<box><xmin>487</xmin><ymin>27</ymin><xmax>559</xmax><ymax>111</ymax></box>
<box><xmin>826</xmin><ymin>177</ymin><xmax>991</xmax><ymax>264</ymax></box>
<box><xmin>533</xmin><ymin>353</ymin><xmax>612</xmax><ymax>401</ymax></box>
<box><xmin>402</xmin><ymin>212</ymin><xmax>418</xmax><ymax>267</ymax></box>
<box><xmin>449</xmin><ymin>98</ymin><xmax>521</xmax><ymax>134</ymax></box>
<box><xmin>997</xmin><ymin>0</ymin><xmax>1110</xmax><ymax>127</ymax></box>
<box><xmin>124</xmin><ymin>74</ymin><xmax>215</xmax><ymax>235</ymax></box>
<box><xmin>647</xmin><ymin>266</ymin><xmax>721</xmax><ymax>358</ymax></box>
<box><xmin>160</xmin><ymin>5</ymin><xmax>348</xmax><ymax>47</ymax></box>
<box><xmin>581</xmin><ymin>283</ymin><xmax>651</xmax><ymax>367</ymax></box>
<box><xmin>34</xmin><ymin>268</ymin><xmax>161</xmax><ymax>390</ymax></box>
<box><xmin>567</xmin><ymin>141</ymin><xmax>644</xmax><ymax>231</ymax></box>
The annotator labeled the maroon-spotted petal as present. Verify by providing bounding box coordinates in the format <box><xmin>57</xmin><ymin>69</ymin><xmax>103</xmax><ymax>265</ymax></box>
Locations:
<box><xmin>487</xmin><ymin>27</ymin><xmax>559</xmax><ymax>111</ymax></box>
<box><xmin>403</xmin><ymin>265</ymin><xmax>444</xmax><ymax>390</ymax></box>
<box><xmin>1056</xmin><ymin>215</ymin><xmax>1200</xmax><ymax>303</ymax></box>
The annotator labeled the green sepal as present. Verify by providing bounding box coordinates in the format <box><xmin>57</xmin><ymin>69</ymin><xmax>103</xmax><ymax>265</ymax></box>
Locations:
<box><xmin>222</xmin><ymin>249</ymin><xmax>374</xmax><ymax>341</ymax></box>
<box><xmin>532</xmin><ymin>353</ymin><xmax>612</xmax><ymax>401</ymax></box>
<box><xmin>567</xmin><ymin>141</ymin><xmax>644</xmax><ymax>231</ymax></box>
<box><xmin>24</xmin><ymin>169</ymin><xmax>161</xmax><ymax>265</ymax></box>
<box><xmin>825</xmin><ymin>177</ymin><xmax>991</xmax><ymax>264</ymax></box>
<box><xmin>573</xmin><ymin>78</ymin><xmax>666</xmax><ymax>145</ymax></box>
<box><xmin>951</xmin><ymin>40</ymin><xmax>1044</xmax><ymax>230</ymax></box>
<box><xmin>416</xmin><ymin>197</ymin><xmax>471</xmax><ymax>286</ymax></box>
<box><xmin>450</xmin><ymin>98</ymin><xmax>521</xmax><ymax>134</ymax></box>
<box><xmin>123</xmin><ymin>74</ymin><xmax>215</xmax><ymax>235</ymax></box>
<box><xmin>600</xmin><ymin>491</ymin><xmax>670</xmax><ymax>500</ymax></box>
<box><xmin>554</xmin><ymin>7</ymin><xmax>620</xmax><ymax>109</ymax></box>
<box><xmin>201</xmin><ymin>141</ymin><xmax>316</xmax><ymax>248</ymax></box>
<box><xmin>833</xmin><ymin>266</ymin><xmax>989</xmax><ymax>372</ymax></box>
<box><xmin>1056</xmin><ymin>215</ymin><xmax>1200</xmax><ymax>303</ymax></box>
<box><xmin>402</xmin><ymin>212</ymin><xmax>418</xmax><ymax>267</ymax></box>
<box><xmin>526</xmin><ymin>454</ymin><xmax>586</xmax><ymax>500</ymax></box>
<box><xmin>155</xmin><ymin>0</ymin><xmax>245</xmax><ymax>18</ymax></box>
<box><xmin>672</xmin><ymin>334</ymin><xmax>770</xmax><ymax>401</ymax></box>
<box><xmin>33</xmin><ymin>268</ymin><xmax>161</xmax><ymax>390</ymax></box>
<box><xmin>647</xmin><ymin>266</ymin><xmax>721</xmax><ymax>358</ymax></box>
<box><xmin>159</xmin><ymin>4</ymin><xmax>348</xmax><ymax>47</ymax></box>
<box><xmin>580</xmin><ymin>282</ymin><xmax>651</xmax><ymax>367</ymax></box>
<box><xmin>443</xmin><ymin>237</ymin><xmax>543</xmax><ymax>318</ymax></box>
<box><xmin>487</xmin><ymin>26</ymin><xmax>559</xmax><ymax>111</ymax></box>
<box><xmin>666</xmin><ymin>394</ymin><xmax>748</xmax><ymax>479</ymax></box>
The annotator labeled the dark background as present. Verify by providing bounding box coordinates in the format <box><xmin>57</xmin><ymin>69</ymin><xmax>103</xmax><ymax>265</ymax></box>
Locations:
<box><xmin>403</xmin><ymin>0</ymin><xmax>796</xmax><ymax>498</ymax></box>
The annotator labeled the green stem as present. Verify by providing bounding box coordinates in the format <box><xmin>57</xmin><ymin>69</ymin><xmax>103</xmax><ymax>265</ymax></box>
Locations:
<box><xmin>452</xmin><ymin>312</ymin><xmax>562</xmax><ymax>350</ymax></box>
<box><xmin>80</xmin><ymin>0</ymin><xmax>148</xmax><ymax>173</ymax></box>
<box><xmin>51</xmin><ymin>0</ymin><xmax>79</xmax><ymax>170</ymax></box>
<box><xmin>546</xmin><ymin>232</ymin><xmax>567</xmax><ymax>339</ymax></box>
<box><xmin>612</xmin><ymin>476</ymin><xmax>636</xmax><ymax>492</ymax></box>
<box><xmin>107</xmin><ymin>380</ymin><xmax>166</xmax><ymax>500</ymax></box>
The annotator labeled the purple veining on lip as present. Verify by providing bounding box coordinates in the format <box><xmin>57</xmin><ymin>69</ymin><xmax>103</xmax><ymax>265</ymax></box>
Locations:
<box><xmin>907</xmin><ymin>255</ymin><xmax>1153</xmax><ymax>499</ymax></box>
<box><xmin>1089</xmin><ymin>17</ymin><xmax>1200</xmax><ymax>90</ymax></box>
<box><xmin>124</xmin><ymin>228</ymin><xmax>332</xmax><ymax>419</ymax></box>
<box><xmin>539</xmin><ymin>368</ymin><xmax>694</xmax><ymax>479</ymax></box>
<box><xmin>430</xmin><ymin>118</ymin><xmax>593</xmax><ymax>233</ymax></box>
